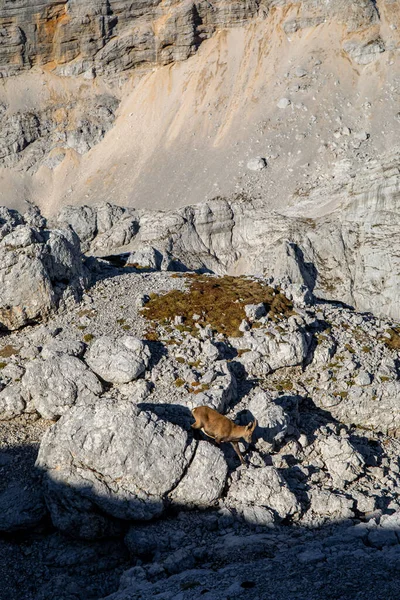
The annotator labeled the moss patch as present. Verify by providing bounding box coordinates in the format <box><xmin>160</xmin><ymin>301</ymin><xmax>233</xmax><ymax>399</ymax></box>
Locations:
<box><xmin>141</xmin><ymin>274</ymin><xmax>294</xmax><ymax>338</ymax></box>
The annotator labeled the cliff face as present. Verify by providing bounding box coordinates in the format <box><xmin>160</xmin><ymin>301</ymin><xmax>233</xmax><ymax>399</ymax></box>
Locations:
<box><xmin>0</xmin><ymin>0</ymin><xmax>386</xmax><ymax>78</ymax></box>
<box><xmin>0</xmin><ymin>0</ymin><xmax>264</xmax><ymax>77</ymax></box>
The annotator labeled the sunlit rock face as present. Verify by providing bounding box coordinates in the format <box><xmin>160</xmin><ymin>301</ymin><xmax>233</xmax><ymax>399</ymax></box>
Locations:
<box><xmin>0</xmin><ymin>0</ymin><xmax>263</xmax><ymax>78</ymax></box>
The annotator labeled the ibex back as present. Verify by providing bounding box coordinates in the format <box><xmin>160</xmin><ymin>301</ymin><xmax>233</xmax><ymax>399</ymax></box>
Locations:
<box><xmin>191</xmin><ymin>405</ymin><xmax>257</xmax><ymax>465</ymax></box>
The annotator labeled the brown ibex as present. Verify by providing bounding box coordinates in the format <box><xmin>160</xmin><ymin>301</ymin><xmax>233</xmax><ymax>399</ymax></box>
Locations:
<box><xmin>191</xmin><ymin>405</ymin><xmax>257</xmax><ymax>466</ymax></box>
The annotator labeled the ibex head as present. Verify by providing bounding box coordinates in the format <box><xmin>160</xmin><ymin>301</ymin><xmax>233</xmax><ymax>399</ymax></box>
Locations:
<box><xmin>242</xmin><ymin>419</ymin><xmax>257</xmax><ymax>444</ymax></box>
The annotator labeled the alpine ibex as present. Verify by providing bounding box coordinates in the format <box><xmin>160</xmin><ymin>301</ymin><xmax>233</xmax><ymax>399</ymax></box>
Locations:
<box><xmin>191</xmin><ymin>405</ymin><xmax>257</xmax><ymax>465</ymax></box>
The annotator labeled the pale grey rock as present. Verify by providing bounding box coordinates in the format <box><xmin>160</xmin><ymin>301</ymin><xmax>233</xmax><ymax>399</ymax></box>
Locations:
<box><xmin>169</xmin><ymin>441</ymin><xmax>227</xmax><ymax>507</ymax></box>
<box><xmin>36</xmin><ymin>400</ymin><xmax>195</xmax><ymax>538</ymax></box>
<box><xmin>0</xmin><ymin>212</ymin><xmax>88</xmax><ymax>330</ymax></box>
<box><xmin>57</xmin><ymin>205</ymin><xmax>97</xmax><ymax>251</ymax></box>
<box><xmin>201</xmin><ymin>339</ymin><xmax>220</xmax><ymax>361</ymax></box>
<box><xmin>85</xmin><ymin>335</ymin><xmax>150</xmax><ymax>384</ymax></box>
<box><xmin>284</xmin><ymin>283</ymin><xmax>314</xmax><ymax>307</ymax></box>
<box><xmin>318</xmin><ymin>434</ymin><xmax>365</xmax><ymax>486</ymax></box>
<box><xmin>247</xmin><ymin>157</ymin><xmax>267</xmax><ymax>171</ymax></box>
<box><xmin>126</xmin><ymin>247</ymin><xmax>161</xmax><ymax>270</ymax></box>
<box><xmin>236</xmin><ymin>350</ymin><xmax>271</xmax><ymax>378</ymax></box>
<box><xmin>0</xmin><ymin>383</ymin><xmax>25</xmax><ymax>420</ymax></box>
<box><xmin>239</xmin><ymin>505</ymin><xmax>274</xmax><ymax>526</ymax></box>
<box><xmin>380</xmin><ymin>512</ymin><xmax>400</xmax><ymax>531</ymax></box>
<box><xmin>312</xmin><ymin>335</ymin><xmax>337</xmax><ymax>366</ymax></box>
<box><xmin>343</xmin><ymin>39</ymin><xmax>385</xmax><ymax>64</ymax></box>
<box><xmin>313</xmin><ymin>380</ymin><xmax>400</xmax><ymax>436</ymax></box>
<box><xmin>244</xmin><ymin>303</ymin><xmax>266</xmax><ymax>320</ymax></box>
<box><xmin>295</xmin><ymin>67</ymin><xmax>308</xmax><ymax>77</ymax></box>
<box><xmin>22</xmin><ymin>354</ymin><xmax>103</xmax><ymax>420</ymax></box>
<box><xmin>352</xmin><ymin>491</ymin><xmax>377</xmax><ymax>514</ymax></box>
<box><xmin>188</xmin><ymin>361</ymin><xmax>236</xmax><ymax>412</ymax></box>
<box><xmin>248</xmin><ymin>391</ymin><xmax>290</xmax><ymax>448</ymax></box>
<box><xmin>90</xmin><ymin>216</ymin><xmax>139</xmax><ymax>253</ymax></box>
<box><xmin>0</xmin><ymin>362</ymin><xmax>24</xmax><ymax>383</ymax></box>
<box><xmin>232</xmin><ymin>328</ymin><xmax>310</xmax><ymax>371</ymax></box>
<box><xmin>309</xmin><ymin>489</ymin><xmax>355</xmax><ymax>521</ymax></box>
<box><xmin>40</xmin><ymin>338</ymin><xmax>86</xmax><ymax>359</ymax></box>
<box><xmin>277</xmin><ymin>98</ymin><xmax>291</xmax><ymax>109</ymax></box>
<box><xmin>117</xmin><ymin>379</ymin><xmax>152</xmax><ymax>401</ymax></box>
<box><xmin>0</xmin><ymin>482</ymin><xmax>46</xmax><ymax>532</ymax></box>
<box><xmin>239</xmin><ymin>319</ymin><xmax>250</xmax><ymax>333</ymax></box>
<box><xmin>355</xmin><ymin>371</ymin><xmax>373</xmax><ymax>386</ymax></box>
<box><xmin>226</xmin><ymin>466</ymin><xmax>301</xmax><ymax>521</ymax></box>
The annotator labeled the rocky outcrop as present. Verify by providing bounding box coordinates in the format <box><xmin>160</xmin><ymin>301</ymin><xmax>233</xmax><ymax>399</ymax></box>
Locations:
<box><xmin>85</xmin><ymin>336</ymin><xmax>151</xmax><ymax>384</ymax></box>
<box><xmin>22</xmin><ymin>354</ymin><xmax>103</xmax><ymax>420</ymax></box>
<box><xmin>0</xmin><ymin>0</ymin><xmax>263</xmax><ymax>78</ymax></box>
<box><xmin>0</xmin><ymin>0</ymin><xmax>384</xmax><ymax>79</ymax></box>
<box><xmin>36</xmin><ymin>400</ymin><xmax>197</xmax><ymax>537</ymax></box>
<box><xmin>0</xmin><ymin>94</ymin><xmax>119</xmax><ymax>172</ymax></box>
<box><xmin>63</xmin><ymin>144</ymin><xmax>400</xmax><ymax>322</ymax></box>
<box><xmin>0</xmin><ymin>206</ymin><xmax>88</xmax><ymax>330</ymax></box>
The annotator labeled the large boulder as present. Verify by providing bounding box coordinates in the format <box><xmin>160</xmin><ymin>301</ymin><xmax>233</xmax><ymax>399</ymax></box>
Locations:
<box><xmin>22</xmin><ymin>355</ymin><xmax>103</xmax><ymax>420</ymax></box>
<box><xmin>226</xmin><ymin>466</ymin><xmax>301</xmax><ymax>522</ymax></box>
<box><xmin>85</xmin><ymin>336</ymin><xmax>151</xmax><ymax>384</ymax></box>
<box><xmin>0</xmin><ymin>383</ymin><xmax>26</xmax><ymax>420</ymax></box>
<box><xmin>36</xmin><ymin>400</ymin><xmax>195</xmax><ymax>538</ymax></box>
<box><xmin>169</xmin><ymin>441</ymin><xmax>228</xmax><ymax>507</ymax></box>
<box><xmin>247</xmin><ymin>391</ymin><xmax>291</xmax><ymax>449</ymax></box>
<box><xmin>317</xmin><ymin>434</ymin><xmax>365</xmax><ymax>486</ymax></box>
<box><xmin>231</xmin><ymin>329</ymin><xmax>310</xmax><ymax>372</ymax></box>
<box><xmin>0</xmin><ymin>208</ymin><xmax>88</xmax><ymax>330</ymax></box>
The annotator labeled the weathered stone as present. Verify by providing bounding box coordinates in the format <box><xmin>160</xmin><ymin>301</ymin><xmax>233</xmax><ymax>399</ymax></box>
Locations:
<box><xmin>36</xmin><ymin>400</ymin><xmax>195</xmax><ymax>538</ymax></box>
<box><xmin>125</xmin><ymin>247</ymin><xmax>161</xmax><ymax>270</ymax></box>
<box><xmin>318</xmin><ymin>435</ymin><xmax>365</xmax><ymax>486</ymax></box>
<box><xmin>248</xmin><ymin>391</ymin><xmax>290</xmax><ymax>448</ymax></box>
<box><xmin>226</xmin><ymin>466</ymin><xmax>301</xmax><ymax>521</ymax></box>
<box><xmin>343</xmin><ymin>39</ymin><xmax>385</xmax><ymax>65</ymax></box>
<box><xmin>85</xmin><ymin>336</ymin><xmax>151</xmax><ymax>384</ymax></box>
<box><xmin>309</xmin><ymin>489</ymin><xmax>355</xmax><ymax>521</ymax></box>
<box><xmin>0</xmin><ymin>212</ymin><xmax>88</xmax><ymax>330</ymax></box>
<box><xmin>247</xmin><ymin>157</ymin><xmax>267</xmax><ymax>171</ymax></box>
<box><xmin>244</xmin><ymin>303</ymin><xmax>266</xmax><ymax>320</ymax></box>
<box><xmin>0</xmin><ymin>384</ymin><xmax>25</xmax><ymax>420</ymax></box>
<box><xmin>169</xmin><ymin>441</ymin><xmax>227</xmax><ymax>507</ymax></box>
<box><xmin>22</xmin><ymin>355</ymin><xmax>103</xmax><ymax>420</ymax></box>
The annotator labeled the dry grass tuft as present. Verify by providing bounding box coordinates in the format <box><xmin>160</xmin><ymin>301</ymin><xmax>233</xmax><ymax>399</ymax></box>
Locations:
<box><xmin>0</xmin><ymin>345</ymin><xmax>19</xmax><ymax>358</ymax></box>
<box><xmin>141</xmin><ymin>274</ymin><xmax>294</xmax><ymax>338</ymax></box>
<box><xmin>382</xmin><ymin>328</ymin><xmax>400</xmax><ymax>351</ymax></box>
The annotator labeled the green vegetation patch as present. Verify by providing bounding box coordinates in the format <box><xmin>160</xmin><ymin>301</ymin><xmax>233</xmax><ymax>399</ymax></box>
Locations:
<box><xmin>141</xmin><ymin>274</ymin><xmax>294</xmax><ymax>338</ymax></box>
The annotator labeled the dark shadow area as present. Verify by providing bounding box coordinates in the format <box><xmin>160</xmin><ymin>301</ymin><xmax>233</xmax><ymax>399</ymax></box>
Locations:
<box><xmin>314</xmin><ymin>296</ymin><xmax>355</xmax><ymax>311</ymax></box>
<box><xmin>137</xmin><ymin>402</ymin><xmax>194</xmax><ymax>430</ymax></box>
<box><xmin>290</xmin><ymin>242</ymin><xmax>318</xmax><ymax>293</ymax></box>
<box><xmin>0</xmin><ymin>401</ymin><xmax>399</xmax><ymax>600</ymax></box>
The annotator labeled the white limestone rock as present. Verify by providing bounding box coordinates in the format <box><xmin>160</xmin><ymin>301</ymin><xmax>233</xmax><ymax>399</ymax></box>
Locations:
<box><xmin>85</xmin><ymin>336</ymin><xmax>151</xmax><ymax>384</ymax></box>
<box><xmin>169</xmin><ymin>441</ymin><xmax>228</xmax><ymax>507</ymax></box>
<box><xmin>36</xmin><ymin>400</ymin><xmax>195</xmax><ymax>538</ymax></box>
